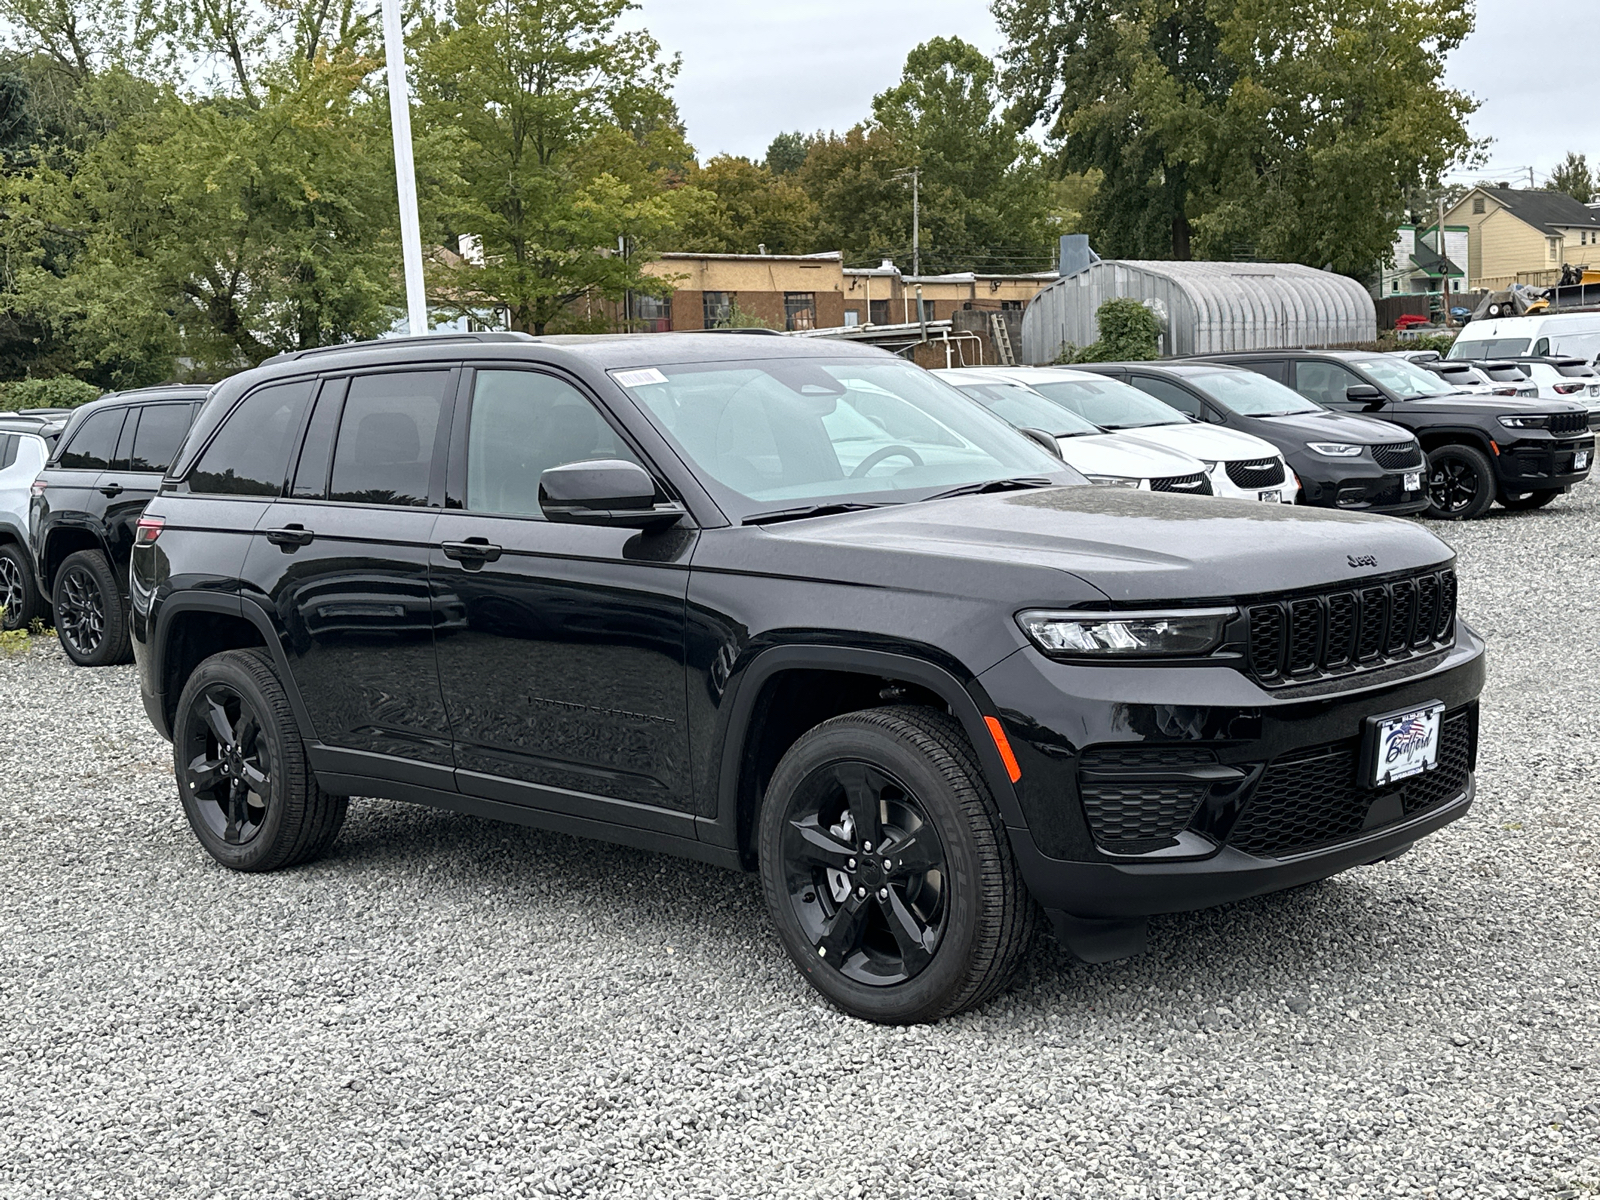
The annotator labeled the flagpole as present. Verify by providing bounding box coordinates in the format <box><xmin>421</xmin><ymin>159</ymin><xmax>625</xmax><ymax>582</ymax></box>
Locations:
<box><xmin>382</xmin><ymin>0</ymin><xmax>427</xmax><ymax>336</ymax></box>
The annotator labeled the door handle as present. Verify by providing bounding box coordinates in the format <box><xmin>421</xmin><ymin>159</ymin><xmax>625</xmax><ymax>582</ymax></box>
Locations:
<box><xmin>441</xmin><ymin>539</ymin><xmax>502</xmax><ymax>565</ymax></box>
<box><xmin>265</xmin><ymin>525</ymin><xmax>315</xmax><ymax>548</ymax></box>
<box><xmin>99</xmin><ymin>483</ymin><xmax>124</xmax><ymax>497</ymax></box>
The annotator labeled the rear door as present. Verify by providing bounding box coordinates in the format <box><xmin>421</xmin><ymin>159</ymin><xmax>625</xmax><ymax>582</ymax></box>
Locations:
<box><xmin>430</xmin><ymin>365</ymin><xmax>697</xmax><ymax>824</ymax></box>
<box><xmin>39</xmin><ymin>405</ymin><xmax>127</xmax><ymax>584</ymax></box>
<box><xmin>97</xmin><ymin>401</ymin><xmax>199</xmax><ymax>582</ymax></box>
<box><xmin>239</xmin><ymin>369</ymin><xmax>457</xmax><ymax>783</ymax></box>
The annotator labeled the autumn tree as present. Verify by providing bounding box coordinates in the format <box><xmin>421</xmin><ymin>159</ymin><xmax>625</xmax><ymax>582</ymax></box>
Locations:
<box><xmin>675</xmin><ymin>154</ymin><xmax>817</xmax><ymax>254</ymax></box>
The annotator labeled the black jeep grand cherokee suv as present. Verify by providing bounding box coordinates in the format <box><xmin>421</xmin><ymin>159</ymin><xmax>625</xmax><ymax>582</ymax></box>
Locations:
<box><xmin>1203</xmin><ymin>350</ymin><xmax>1593</xmax><ymax>519</ymax></box>
<box><xmin>132</xmin><ymin>333</ymin><xmax>1484</xmax><ymax>1023</ymax></box>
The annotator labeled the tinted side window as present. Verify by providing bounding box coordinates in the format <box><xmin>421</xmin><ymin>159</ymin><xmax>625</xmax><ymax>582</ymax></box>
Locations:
<box><xmin>1246</xmin><ymin>359</ymin><xmax>1288</xmax><ymax>383</ymax></box>
<box><xmin>1129</xmin><ymin>376</ymin><xmax>1202</xmax><ymax>418</ymax></box>
<box><xmin>290</xmin><ymin>381</ymin><xmax>345</xmax><ymax>499</ymax></box>
<box><xmin>191</xmin><ymin>382</ymin><xmax>315</xmax><ymax>495</ymax></box>
<box><xmin>328</xmin><ymin>372</ymin><xmax>450</xmax><ymax>507</ymax></box>
<box><xmin>466</xmin><ymin>370</ymin><xmax>640</xmax><ymax>519</ymax></box>
<box><xmin>0</xmin><ymin>434</ymin><xmax>15</xmax><ymax>470</ymax></box>
<box><xmin>1293</xmin><ymin>361</ymin><xmax>1365</xmax><ymax>407</ymax></box>
<box><xmin>128</xmin><ymin>403</ymin><xmax>196</xmax><ymax>474</ymax></box>
<box><xmin>59</xmin><ymin>408</ymin><xmax>126</xmax><ymax>470</ymax></box>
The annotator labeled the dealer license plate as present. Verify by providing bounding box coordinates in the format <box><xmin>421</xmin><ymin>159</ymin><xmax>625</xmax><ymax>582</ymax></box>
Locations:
<box><xmin>1577</xmin><ymin>450</ymin><xmax>1590</xmax><ymax>471</ymax></box>
<box><xmin>1258</xmin><ymin>489</ymin><xmax>1282</xmax><ymax>502</ymax></box>
<box><xmin>1404</xmin><ymin>471</ymin><xmax>1422</xmax><ymax>492</ymax></box>
<box><xmin>1367</xmin><ymin>703</ymin><xmax>1444</xmax><ymax>788</ymax></box>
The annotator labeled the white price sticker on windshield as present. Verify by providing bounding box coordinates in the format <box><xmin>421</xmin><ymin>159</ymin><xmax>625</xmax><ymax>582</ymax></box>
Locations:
<box><xmin>613</xmin><ymin>368</ymin><xmax>668</xmax><ymax>388</ymax></box>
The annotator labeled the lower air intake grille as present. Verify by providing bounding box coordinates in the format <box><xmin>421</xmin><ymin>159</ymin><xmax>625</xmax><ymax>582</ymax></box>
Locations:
<box><xmin>1080</xmin><ymin>781</ymin><xmax>1208</xmax><ymax>846</ymax></box>
<box><xmin>1227</xmin><ymin>711</ymin><xmax>1472</xmax><ymax>858</ymax></box>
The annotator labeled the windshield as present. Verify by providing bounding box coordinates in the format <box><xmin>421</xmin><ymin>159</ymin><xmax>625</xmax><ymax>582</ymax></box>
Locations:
<box><xmin>1023</xmin><ymin>377</ymin><xmax>1188</xmax><ymax>429</ymax></box>
<box><xmin>612</xmin><ymin>357</ymin><xmax>1078</xmax><ymax>518</ymax></box>
<box><xmin>1353</xmin><ymin>357</ymin><xmax>1455</xmax><ymax>399</ymax></box>
<box><xmin>1195</xmin><ymin>370</ymin><xmax>1322</xmax><ymax>416</ymax></box>
<box><xmin>1449</xmin><ymin>337</ymin><xmax>1531</xmax><ymax>360</ymax></box>
<box><xmin>949</xmin><ymin>381</ymin><xmax>1102</xmax><ymax>436</ymax></box>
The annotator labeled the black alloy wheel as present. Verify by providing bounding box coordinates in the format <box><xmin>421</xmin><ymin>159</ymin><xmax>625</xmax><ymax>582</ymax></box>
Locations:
<box><xmin>779</xmin><ymin>759</ymin><xmax>950</xmax><ymax>987</ymax></box>
<box><xmin>0</xmin><ymin>542</ymin><xmax>40</xmax><ymax>630</ymax></box>
<box><xmin>51</xmin><ymin>549</ymin><xmax>132</xmax><ymax>665</ymax></box>
<box><xmin>174</xmin><ymin>649</ymin><xmax>347</xmax><ymax>872</ymax></box>
<box><xmin>1498</xmin><ymin>488</ymin><xmax>1560</xmax><ymax>511</ymax></box>
<box><xmin>182</xmin><ymin>685</ymin><xmax>274</xmax><ymax>848</ymax></box>
<box><xmin>1424</xmin><ymin>445</ymin><xmax>1494</xmax><ymax>520</ymax></box>
<box><xmin>759</xmin><ymin>706</ymin><xmax>1036</xmax><ymax>1024</ymax></box>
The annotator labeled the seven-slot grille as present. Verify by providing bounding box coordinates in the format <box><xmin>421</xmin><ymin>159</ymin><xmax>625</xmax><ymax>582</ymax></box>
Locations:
<box><xmin>1549</xmin><ymin>410</ymin><xmax>1588</xmax><ymax>437</ymax></box>
<box><xmin>1246</xmin><ymin>568</ymin><xmax>1456</xmax><ymax>683</ymax></box>
<box><xmin>1149</xmin><ymin>472</ymin><xmax>1213</xmax><ymax>495</ymax></box>
<box><xmin>1371</xmin><ymin>442</ymin><xmax>1422</xmax><ymax>470</ymax></box>
<box><xmin>1224</xmin><ymin>458</ymin><xmax>1286</xmax><ymax>488</ymax></box>
<box><xmin>1226</xmin><ymin>711</ymin><xmax>1472</xmax><ymax>858</ymax></box>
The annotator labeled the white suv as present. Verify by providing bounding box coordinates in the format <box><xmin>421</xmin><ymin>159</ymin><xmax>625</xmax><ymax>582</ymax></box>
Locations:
<box><xmin>0</xmin><ymin>430</ymin><xmax>49</xmax><ymax>629</ymax></box>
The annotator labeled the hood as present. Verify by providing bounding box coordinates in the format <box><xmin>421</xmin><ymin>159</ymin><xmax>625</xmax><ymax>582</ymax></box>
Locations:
<box><xmin>765</xmin><ymin>485</ymin><xmax>1454</xmax><ymax>604</ymax></box>
<box><xmin>1398</xmin><ymin>393</ymin><xmax>1585</xmax><ymax>416</ymax></box>
<box><xmin>1057</xmin><ymin>432</ymin><xmax>1204</xmax><ymax>481</ymax></box>
<box><xmin>1255</xmin><ymin>410</ymin><xmax>1415</xmax><ymax>445</ymax></box>
<box><xmin>1113</xmin><ymin>422</ymin><xmax>1282</xmax><ymax>463</ymax></box>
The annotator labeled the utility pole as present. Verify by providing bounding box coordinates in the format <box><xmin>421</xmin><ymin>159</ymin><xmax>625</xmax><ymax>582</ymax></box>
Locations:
<box><xmin>893</xmin><ymin>167</ymin><xmax>921</xmax><ymax>277</ymax></box>
<box><xmin>382</xmin><ymin>0</ymin><xmax>426</xmax><ymax>336</ymax></box>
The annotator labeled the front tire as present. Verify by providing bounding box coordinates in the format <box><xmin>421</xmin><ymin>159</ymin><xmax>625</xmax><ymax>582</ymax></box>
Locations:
<box><xmin>173</xmin><ymin>649</ymin><xmax>347</xmax><ymax>872</ymax></box>
<box><xmin>1424</xmin><ymin>445</ymin><xmax>1495</xmax><ymax>520</ymax></box>
<box><xmin>52</xmin><ymin>548</ymin><xmax>131</xmax><ymax>665</ymax></box>
<box><xmin>758</xmin><ymin>706</ymin><xmax>1036</xmax><ymax>1024</ymax></box>
<box><xmin>1498</xmin><ymin>487</ymin><xmax>1559</xmax><ymax>511</ymax></box>
<box><xmin>0</xmin><ymin>542</ymin><xmax>41</xmax><ymax>631</ymax></box>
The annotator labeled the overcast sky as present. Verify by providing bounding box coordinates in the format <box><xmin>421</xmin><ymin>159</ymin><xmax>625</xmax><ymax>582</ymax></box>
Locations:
<box><xmin>631</xmin><ymin>0</ymin><xmax>1588</xmax><ymax>183</ymax></box>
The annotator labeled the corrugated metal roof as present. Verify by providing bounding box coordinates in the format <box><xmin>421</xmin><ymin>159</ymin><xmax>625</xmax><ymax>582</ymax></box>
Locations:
<box><xmin>1020</xmin><ymin>260</ymin><xmax>1377</xmax><ymax>362</ymax></box>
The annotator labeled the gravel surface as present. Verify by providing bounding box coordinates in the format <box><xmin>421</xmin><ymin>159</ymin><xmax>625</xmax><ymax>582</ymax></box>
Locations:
<box><xmin>3</xmin><ymin>490</ymin><xmax>1599</xmax><ymax>1200</ymax></box>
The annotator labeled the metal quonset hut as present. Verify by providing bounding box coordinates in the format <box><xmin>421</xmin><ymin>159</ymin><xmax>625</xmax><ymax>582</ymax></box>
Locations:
<box><xmin>1020</xmin><ymin>260</ymin><xmax>1377</xmax><ymax>363</ymax></box>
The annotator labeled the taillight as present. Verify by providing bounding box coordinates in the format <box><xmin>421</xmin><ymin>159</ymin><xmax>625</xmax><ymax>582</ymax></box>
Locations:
<box><xmin>135</xmin><ymin>516</ymin><xmax>165</xmax><ymax>546</ymax></box>
<box><xmin>29</xmin><ymin>478</ymin><xmax>46</xmax><ymax>498</ymax></box>
<box><xmin>1555</xmin><ymin>383</ymin><xmax>1583</xmax><ymax>394</ymax></box>
<box><xmin>1492</xmin><ymin>387</ymin><xmax>1517</xmax><ymax>395</ymax></box>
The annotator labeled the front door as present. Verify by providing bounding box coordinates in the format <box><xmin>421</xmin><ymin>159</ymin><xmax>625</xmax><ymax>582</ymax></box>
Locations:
<box><xmin>1291</xmin><ymin>360</ymin><xmax>1377</xmax><ymax>414</ymax></box>
<box><xmin>239</xmin><ymin>370</ymin><xmax>458</xmax><ymax>778</ymax></box>
<box><xmin>430</xmin><ymin>366</ymin><xmax>696</xmax><ymax>821</ymax></box>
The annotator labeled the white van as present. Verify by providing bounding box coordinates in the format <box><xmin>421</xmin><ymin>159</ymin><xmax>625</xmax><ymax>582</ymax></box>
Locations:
<box><xmin>1448</xmin><ymin>312</ymin><xmax>1600</xmax><ymax>364</ymax></box>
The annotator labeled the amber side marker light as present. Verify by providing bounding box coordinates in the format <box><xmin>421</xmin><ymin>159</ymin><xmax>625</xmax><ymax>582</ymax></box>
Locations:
<box><xmin>984</xmin><ymin>716</ymin><xmax>1022</xmax><ymax>783</ymax></box>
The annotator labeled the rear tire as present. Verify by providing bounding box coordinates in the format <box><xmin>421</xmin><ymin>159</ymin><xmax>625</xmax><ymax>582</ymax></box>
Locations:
<box><xmin>173</xmin><ymin>649</ymin><xmax>347</xmax><ymax>872</ymax></box>
<box><xmin>0</xmin><ymin>541</ymin><xmax>41</xmax><ymax>631</ymax></box>
<box><xmin>1424</xmin><ymin>445</ymin><xmax>1495</xmax><ymax>520</ymax></box>
<box><xmin>758</xmin><ymin>705</ymin><xmax>1036</xmax><ymax>1024</ymax></box>
<box><xmin>52</xmin><ymin>549</ymin><xmax>131</xmax><ymax>665</ymax></box>
<box><xmin>1497</xmin><ymin>488</ymin><xmax>1559</xmax><ymax>511</ymax></box>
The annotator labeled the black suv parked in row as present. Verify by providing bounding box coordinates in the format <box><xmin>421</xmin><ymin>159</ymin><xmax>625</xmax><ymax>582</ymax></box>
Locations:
<box><xmin>1081</xmin><ymin>362</ymin><xmax>1430</xmax><ymax>516</ymax></box>
<box><xmin>1204</xmin><ymin>350</ymin><xmax>1593</xmax><ymax>519</ymax></box>
<box><xmin>32</xmin><ymin>386</ymin><xmax>208</xmax><ymax>664</ymax></box>
<box><xmin>132</xmin><ymin>333</ymin><xmax>1485</xmax><ymax>1023</ymax></box>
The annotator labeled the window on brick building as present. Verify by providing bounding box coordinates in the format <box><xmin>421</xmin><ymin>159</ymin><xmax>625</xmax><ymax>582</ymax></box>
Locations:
<box><xmin>703</xmin><ymin>292</ymin><xmax>734</xmax><ymax>328</ymax></box>
<box><xmin>784</xmin><ymin>292</ymin><xmax>816</xmax><ymax>331</ymax></box>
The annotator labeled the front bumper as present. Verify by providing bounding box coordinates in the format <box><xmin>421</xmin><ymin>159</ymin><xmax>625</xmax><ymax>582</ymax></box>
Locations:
<box><xmin>978</xmin><ymin>622</ymin><xmax>1486</xmax><ymax>949</ymax></box>
<box><xmin>1207</xmin><ymin>460</ymin><xmax>1295</xmax><ymax>504</ymax></box>
<box><xmin>1493</xmin><ymin>433</ymin><xmax>1594</xmax><ymax>491</ymax></box>
<box><xmin>1294</xmin><ymin>453</ymin><xmax>1429</xmax><ymax>515</ymax></box>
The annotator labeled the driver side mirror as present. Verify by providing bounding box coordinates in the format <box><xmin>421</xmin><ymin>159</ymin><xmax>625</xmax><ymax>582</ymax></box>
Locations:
<box><xmin>1345</xmin><ymin>385</ymin><xmax>1387</xmax><ymax>410</ymax></box>
<box><xmin>539</xmin><ymin>459</ymin><xmax>685</xmax><ymax>530</ymax></box>
<box><xmin>1018</xmin><ymin>427</ymin><xmax>1064</xmax><ymax>459</ymax></box>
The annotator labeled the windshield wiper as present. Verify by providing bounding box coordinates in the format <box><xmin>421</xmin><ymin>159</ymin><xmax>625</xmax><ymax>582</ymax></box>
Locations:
<box><xmin>743</xmin><ymin>502</ymin><xmax>886</xmax><ymax>526</ymax></box>
<box><xmin>919</xmin><ymin>477</ymin><xmax>1056</xmax><ymax>502</ymax></box>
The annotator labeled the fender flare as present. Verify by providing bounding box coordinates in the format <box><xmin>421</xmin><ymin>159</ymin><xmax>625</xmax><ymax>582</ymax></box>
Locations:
<box><xmin>704</xmin><ymin>644</ymin><xmax>1025</xmax><ymax>857</ymax></box>
<box><xmin>152</xmin><ymin>590</ymin><xmax>319</xmax><ymax>740</ymax></box>
<box><xmin>1416</xmin><ymin>426</ymin><xmax>1498</xmax><ymax>460</ymax></box>
<box><xmin>40</xmin><ymin>520</ymin><xmax>114</xmax><ymax>592</ymax></box>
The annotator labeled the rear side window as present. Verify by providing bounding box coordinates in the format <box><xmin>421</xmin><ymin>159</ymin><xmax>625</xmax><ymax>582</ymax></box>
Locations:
<box><xmin>465</xmin><ymin>370</ymin><xmax>639</xmax><ymax>518</ymax></box>
<box><xmin>328</xmin><ymin>372</ymin><xmax>451</xmax><ymax>507</ymax></box>
<box><xmin>58</xmin><ymin>408</ymin><xmax>126</xmax><ymax>470</ymax></box>
<box><xmin>128</xmin><ymin>403</ymin><xmax>196</xmax><ymax>473</ymax></box>
<box><xmin>0</xmin><ymin>434</ymin><xmax>15</xmax><ymax>470</ymax></box>
<box><xmin>190</xmin><ymin>382</ymin><xmax>315</xmax><ymax>496</ymax></box>
<box><xmin>1129</xmin><ymin>376</ymin><xmax>1202</xmax><ymax>417</ymax></box>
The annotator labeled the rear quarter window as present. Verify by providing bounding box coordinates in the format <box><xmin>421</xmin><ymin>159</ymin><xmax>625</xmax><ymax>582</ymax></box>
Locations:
<box><xmin>57</xmin><ymin>408</ymin><xmax>126</xmax><ymax>470</ymax></box>
<box><xmin>189</xmin><ymin>382</ymin><xmax>315</xmax><ymax>496</ymax></box>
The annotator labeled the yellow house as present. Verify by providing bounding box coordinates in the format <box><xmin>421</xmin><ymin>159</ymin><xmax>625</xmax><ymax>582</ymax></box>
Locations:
<box><xmin>1444</xmin><ymin>185</ymin><xmax>1600</xmax><ymax>291</ymax></box>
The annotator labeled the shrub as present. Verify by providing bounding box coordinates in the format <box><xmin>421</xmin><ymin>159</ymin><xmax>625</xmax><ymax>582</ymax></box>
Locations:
<box><xmin>1060</xmin><ymin>298</ymin><xmax>1162</xmax><ymax>363</ymax></box>
<box><xmin>0</xmin><ymin>377</ymin><xmax>103</xmax><ymax>410</ymax></box>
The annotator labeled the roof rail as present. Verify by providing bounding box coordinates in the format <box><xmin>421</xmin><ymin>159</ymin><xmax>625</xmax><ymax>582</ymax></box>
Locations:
<box><xmin>263</xmin><ymin>331</ymin><xmax>537</xmax><ymax>365</ymax></box>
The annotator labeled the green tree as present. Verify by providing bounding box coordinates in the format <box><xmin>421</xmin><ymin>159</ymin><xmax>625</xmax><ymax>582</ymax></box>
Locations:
<box><xmin>764</xmin><ymin>130</ymin><xmax>806</xmax><ymax>176</ymax></box>
<box><xmin>998</xmin><ymin>0</ymin><xmax>1479</xmax><ymax>276</ymax></box>
<box><xmin>676</xmin><ymin>154</ymin><xmax>817</xmax><ymax>254</ymax></box>
<box><xmin>414</xmin><ymin>0</ymin><xmax>696</xmax><ymax>334</ymax></box>
<box><xmin>1547</xmin><ymin>152</ymin><xmax>1595</xmax><ymax>204</ymax></box>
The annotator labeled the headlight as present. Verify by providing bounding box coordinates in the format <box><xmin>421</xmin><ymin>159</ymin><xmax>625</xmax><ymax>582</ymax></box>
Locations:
<box><xmin>1017</xmin><ymin>608</ymin><xmax>1237</xmax><ymax>658</ymax></box>
<box><xmin>1084</xmin><ymin>475</ymin><xmax>1143</xmax><ymax>488</ymax></box>
<box><xmin>1307</xmin><ymin>442</ymin><xmax>1363</xmax><ymax>457</ymax></box>
<box><xmin>1497</xmin><ymin>414</ymin><xmax>1550</xmax><ymax>428</ymax></box>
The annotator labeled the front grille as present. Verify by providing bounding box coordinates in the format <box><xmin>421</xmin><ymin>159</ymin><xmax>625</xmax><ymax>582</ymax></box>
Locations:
<box><xmin>1246</xmin><ymin>568</ymin><xmax>1455</xmax><ymax>684</ymax></box>
<box><xmin>1371</xmin><ymin>442</ymin><xmax>1423</xmax><ymax>469</ymax></box>
<box><xmin>1550</xmin><ymin>411</ymin><xmax>1587</xmax><ymax>437</ymax></box>
<box><xmin>1150</xmin><ymin>472</ymin><xmax>1213</xmax><ymax>495</ymax></box>
<box><xmin>1225</xmin><ymin>458</ymin><xmax>1286</xmax><ymax>488</ymax></box>
<box><xmin>1227</xmin><ymin>711</ymin><xmax>1472</xmax><ymax>858</ymax></box>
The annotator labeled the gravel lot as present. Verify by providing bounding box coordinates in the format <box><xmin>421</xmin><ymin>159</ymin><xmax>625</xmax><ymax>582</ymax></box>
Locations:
<box><xmin>3</xmin><ymin>491</ymin><xmax>1599</xmax><ymax>1200</ymax></box>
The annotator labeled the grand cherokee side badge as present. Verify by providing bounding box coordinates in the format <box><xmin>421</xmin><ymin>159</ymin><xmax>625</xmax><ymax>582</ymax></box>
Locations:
<box><xmin>1348</xmin><ymin>554</ymin><xmax>1377</xmax><ymax>568</ymax></box>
